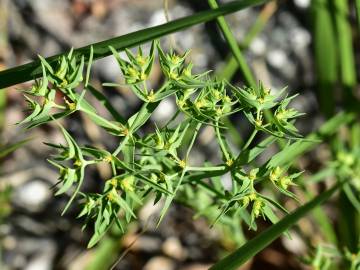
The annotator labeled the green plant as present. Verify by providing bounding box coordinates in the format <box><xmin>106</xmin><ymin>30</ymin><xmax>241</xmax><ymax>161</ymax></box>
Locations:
<box><xmin>18</xmin><ymin>38</ymin><xmax>306</xmax><ymax>249</ymax></box>
<box><xmin>0</xmin><ymin>0</ymin><xmax>359</xmax><ymax>269</ymax></box>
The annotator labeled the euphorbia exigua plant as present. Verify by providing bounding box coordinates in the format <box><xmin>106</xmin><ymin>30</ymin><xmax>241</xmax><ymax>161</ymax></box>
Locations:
<box><xmin>19</xmin><ymin>40</ymin><xmax>304</xmax><ymax>248</ymax></box>
<box><xmin>0</xmin><ymin>1</ymin><xmax>358</xmax><ymax>269</ymax></box>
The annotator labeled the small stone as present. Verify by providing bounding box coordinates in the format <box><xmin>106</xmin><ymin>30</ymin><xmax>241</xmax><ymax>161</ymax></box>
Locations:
<box><xmin>267</xmin><ymin>49</ymin><xmax>287</xmax><ymax>69</ymax></box>
<box><xmin>250</xmin><ymin>37</ymin><xmax>267</xmax><ymax>56</ymax></box>
<box><xmin>144</xmin><ymin>256</ymin><xmax>175</xmax><ymax>270</ymax></box>
<box><xmin>24</xmin><ymin>253</ymin><xmax>53</xmax><ymax>270</ymax></box>
<box><xmin>180</xmin><ymin>264</ymin><xmax>212</xmax><ymax>270</ymax></box>
<box><xmin>282</xmin><ymin>231</ymin><xmax>306</xmax><ymax>254</ymax></box>
<box><xmin>13</xmin><ymin>180</ymin><xmax>51</xmax><ymax>212</ymax></box>
<box><xmin>151</xmin><ymin>98</ymin><xmax>176</xmax><ymax>123</ymax></box>
<box><xmin>221</xmin><ymin>172</ymin><xmax>232</xmax><ymax>191</ymax></box>
<box><xmin>123</xmin><ymin>234</ymin><xmax>162</xmax><ymax>253</ymax></box>
<box><xmin>148</xmin><ymin>9</ymin><xmax>167</xmax><ymax>27</ymax></box>
<box><xmin>294</xmin><ymin>0</ymin><xmax>311</xmax><ymax>9</ymax></box>
<box><xmin>138</xmin><ymin>196</ymin><xmax>164</xmax><ymax>224</ymax></box>
<box><xmin>162</xmin><ymin>237</ymin><xmax>187</xmax><ymax>260</ymax></box>
<box><xmin>2</xmin><ymin>235</ymin><xmax>17</xmax><ymax>250</ymax></box>
<box><xmin>290</xmin><ymin>27</ymin><xmax>311</xmax><ymax>50</ymax></box>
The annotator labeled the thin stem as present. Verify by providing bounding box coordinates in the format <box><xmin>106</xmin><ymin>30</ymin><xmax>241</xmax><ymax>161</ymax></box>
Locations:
<box><xmin>80</xmin><ymin>106</ymin><xmax>121</xmax><ymax>131</ymax></box>
<box><xmin>113</xmin><ymin>135</ymin><xmax>130</xmax><ymax>156</ymax></box>
<box><xmin>356</xmin><ymin>0</ymin><xmax>360</xmax><ymax>32</ymax></box>
<box><xmin>52</xmin><ymin>103</ymin><xmax>67</xmax><ymax>110</ymax></box>
<box><xmin>216</xmin><ymin>1</ymin><xmax>277</xmax><ymax>81</ymax></box>
<box><xmin>164</xmin><ymin>109</ymin><xmax>180</xmax><ymax>127</ymax></box>
<box><xmin>111</xmin><ymin>161</ymin><xmax>117</xmax><ymax>176</ymax></box>
<box><xmin>185</xmin><ymin>122</ymin><xmax>202</xmax><ymax>159</ymax></box>
<box><xmin>187</xmin><ymin>165</ymin><xmax>227</xmax><ymax>172</ymax></box>
<box><xmin>215</xmin><ymin>121</ymin><xmax>231</xmax><ymax>161</ymax></box>
<box><xmin>142</xmin><ymin>80</ymin><xmax>148</xmax><ymax>95</ymax></box>
<box><xmin>243</xmin><ymin>129</ymin><xmax>258</xmax><ymax>150</ymax></box>
<box><xmin>208</xmin><ymin>0</ymin><xmax>256</xmax><ymax>88</ymax></box>
<box><xmin>242</xmin><ymin>1</ymin><xmax>277</xmax><ymax>48</ymax></box>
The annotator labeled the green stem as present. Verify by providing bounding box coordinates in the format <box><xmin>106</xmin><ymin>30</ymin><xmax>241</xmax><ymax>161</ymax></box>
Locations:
<box><xmin>333</xmin><ymin>0</ymin><xmax>356</xmax><ymax>89</ymax></box>
<box><xmin>242</xmin><ymin>1</ymin><xmax>277</xmax><ymax>48</ymax></box>
<box><xmin>187</xmin><ymin>165</ymin><xmax>227</xmax><ymax>172</ymax></box>
<box><xmin>217</xmin><ymin>1</ymin><xmax>277</xmax><ymax>81</ymax></box>
<box><xmin>243</xmin><ymin>129</ymin><xmax>258</xmax><ymax>150</ymax></box>
<box><xmin>356</xmin><ymin>0</ymin><xmax>360</xmax><ymax>32</ymax></box>
<box><xmin>112</xmin><ymin>135</ymin><xmax>130</xmax><ymax>156</ymax></box>
<box><xmin>208</xmin><ymin>0</ymin><xmax>256</xmax><ymax>88</ymax></box>
<box><xmin>215</xmin><ymin>121</ymin><xmax>231</xmax><ymax>161</ymax></box>
<box><xmin>185</xmin><ymin>122</ymin><xmax>202</xmax><ymax>159</ymax></box>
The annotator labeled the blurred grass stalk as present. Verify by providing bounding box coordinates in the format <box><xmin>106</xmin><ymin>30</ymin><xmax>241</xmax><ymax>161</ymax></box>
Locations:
<box><xmin>311</xmin><ymin>0</ymin><xmax>337</xmax><ymax>117</ymax></box>
<box><xmin>312</xmin><ymin>0</ymin><xmax>357</xmax><ymax>117</ymax></box>
<box><xmin>0</xmin><ymin>0</ymin><xmax>8</xmax><ymax>129</ymax></box>
<box><xmin>356</xmin><ymin>0</ymin><xmax>360</xmax><ymax>30</ymax></box>
<box><xmin>336</xmin><ymin>124</ymin><xmax>360</xmax><ymax>253</ymax></box>
<box><xmin>208</xmin><ymin>0</ymin><xmax>256</xmax><ymax>88</ymax></box>
<box><xmin>332</xmin><ymin>0</ymin><xmax>356</xmax><ymax>108</ymax></box>
<box><xmin>218</xmin><ymin>1</ymin><xmax>277</xmax><ymax>82</ymax></box>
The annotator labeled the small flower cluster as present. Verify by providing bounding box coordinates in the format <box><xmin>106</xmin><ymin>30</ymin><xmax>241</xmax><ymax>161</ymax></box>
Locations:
<box><xmin>230</xmin><ymin>83</ymin><xmax>304</xmax><ymax>138</ymax></box>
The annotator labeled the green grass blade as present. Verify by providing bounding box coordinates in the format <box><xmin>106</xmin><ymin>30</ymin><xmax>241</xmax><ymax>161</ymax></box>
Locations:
<box><xmin>311</xmin><ymin>0</ymin><xmax>337</xmax><ymax>117</ymax></box>
<box><xmin>300</xmin><ymin>170</ymin><xmax>338</xmax><ymax>244</ymax></box>
<box><xmin>0</xmin><ymin>138</ymin><xmax>32</xmax><ymax>158</ymax></box>
<box><xmin>217</xmin><ymin>1</ymin><xmax>277</xmax><ymax>81</ymax></box>
<box><xmin>210</xmin><ymin>181</ymin><xmax>344</xmax><ymax>270</ymax></box>
<box><xmin>311</xmin><ymin>201</ymin><xmax>338</xmax><ymax>244</ymax></box>
<box><xmin>333</xmin><ymin>0</ymin><xmax>356</xmax><ymax>88</ymax></box>
<box><xmin>356</xmin><ymin>0</ymin><xmax>360</xmax><ymax>31</ymax></box>
<box><xmin>0</xmin><ymin>0</ymin><xmax>267</xmax><ymax>89</ymax></box>
<box><xmin>0</xmin><ymin>90</ymin><xmax>6</xmax><ymax>129</ymax></box>
<box><xmin>85</xmin><ymin>46</ymin><xmax>94</xmax><ymax>87</ymax></box>
<box><xmin>338</xmin><ymin>191</ymin><xmax>360</xmax><ymax>252</ymax></box>
<box><xmin>208</xmin><ymin>0</ymin><xmax>256</xmax><ymax>88</ymax></box>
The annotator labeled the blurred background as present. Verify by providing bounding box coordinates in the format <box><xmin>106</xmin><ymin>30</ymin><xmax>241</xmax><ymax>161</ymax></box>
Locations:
<box><xmin>0</xmin><ymin>0</ymin><xmax>359</xmax><ymax>269</ymax></box>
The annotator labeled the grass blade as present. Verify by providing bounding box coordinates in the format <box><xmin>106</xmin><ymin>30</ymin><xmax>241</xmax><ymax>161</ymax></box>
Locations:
<box><xmin>0</xmin><ymin>0</ymin><xmax>267</xmax><ymax>89</ymax></box>
<box><xmin>217</xmin><ymin>1</ymin><xmax>277</xmax><ymax>81</ymax></box>
<box><xmin>0</xmin><ymin>138</ymin><xmax>32</xmax><ymax>158</ymax></box>
<box><xmin>333</xmin><ymin>0</ymin><xmax>356</xmax><ymax>88</ymax></box>
<box><xmin>311</xmin><ymin>0</ymin><xmax>337</xmax><ymax>116</ymax></box>
<box><xmin>210</xmin><ymin>181</ymin><xmax>344</xmax><ymax>270</ymax></box>
<box><xmin>356</xmin><ymin>0</ymin><xmax>360</xmax><ymax>31</ymax></box>
<box><xmin>208</xmin><ymin>0</ymin><xmax>256</xmax><ymax>88</ymax></box>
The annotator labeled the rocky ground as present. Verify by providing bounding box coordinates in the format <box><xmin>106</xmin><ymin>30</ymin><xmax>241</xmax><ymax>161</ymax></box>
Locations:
<box><xmin>0</xmin><ymin>0</ymin><xmax>317</xmax><ymax>269</ymax></box>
